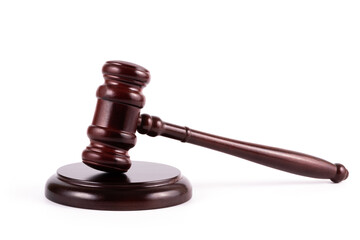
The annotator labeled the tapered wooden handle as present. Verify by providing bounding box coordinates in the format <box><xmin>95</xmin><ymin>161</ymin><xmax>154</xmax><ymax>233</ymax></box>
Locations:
<box><xmin>137</xmin><ymin>114</ymin><xmax>349</xmax><ymax>183</ymax></box>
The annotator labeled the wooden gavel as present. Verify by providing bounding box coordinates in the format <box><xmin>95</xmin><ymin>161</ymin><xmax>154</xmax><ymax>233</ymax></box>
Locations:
<box><xmin>82</xmin><ymin>60</ymin><xmax>348</xmax><ymax>183</ymax></box>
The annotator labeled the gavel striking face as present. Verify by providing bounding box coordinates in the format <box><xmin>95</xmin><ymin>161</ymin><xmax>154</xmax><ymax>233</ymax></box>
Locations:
<box><xmin>82</xmin><ymin>60</ymin><xmax>348</xmax><ymax>183</ymax></box>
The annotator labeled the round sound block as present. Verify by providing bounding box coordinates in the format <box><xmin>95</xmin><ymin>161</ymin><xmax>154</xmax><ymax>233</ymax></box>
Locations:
<box><xmin>45</xmin><ymin>161</ymin><xmax>192</xmax><ymax>210</ymax></box>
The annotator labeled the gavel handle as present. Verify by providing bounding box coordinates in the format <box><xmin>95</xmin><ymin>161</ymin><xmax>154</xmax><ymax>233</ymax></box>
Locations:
<box><xmin>137</xmin><ymin>114</ymin><xmax>348</xmax><ymax>183</ymax></box>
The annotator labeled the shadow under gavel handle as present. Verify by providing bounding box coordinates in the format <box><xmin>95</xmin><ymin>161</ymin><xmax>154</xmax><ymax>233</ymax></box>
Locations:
<box><xmin>137</xmin><ymin>114</ymin><xmax>348</xmax><ymax>183</ymax></box>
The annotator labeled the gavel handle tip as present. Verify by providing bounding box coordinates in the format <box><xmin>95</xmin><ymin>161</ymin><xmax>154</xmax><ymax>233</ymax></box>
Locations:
<box><xmin>330</xmin><ymin>164</ymin><xmax>349</xmax><ymax>183</ymax></box>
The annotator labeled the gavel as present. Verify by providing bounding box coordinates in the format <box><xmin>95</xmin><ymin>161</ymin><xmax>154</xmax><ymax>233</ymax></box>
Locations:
<box><xmin>82</xmin><ymin>60</ymin><xmax>348</xmax><ymax>183</ymax></box>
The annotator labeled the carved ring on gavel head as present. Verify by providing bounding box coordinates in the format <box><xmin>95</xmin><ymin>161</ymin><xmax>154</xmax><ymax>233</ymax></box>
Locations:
<box><xmin>83</xmin><ymin>60</ymin><xmax>348</xmax><ymax>183</ymax></box>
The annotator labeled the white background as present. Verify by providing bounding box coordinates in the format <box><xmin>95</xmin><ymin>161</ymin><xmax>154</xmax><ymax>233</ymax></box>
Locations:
<box><xmin>0</xmin><ymin>1</ymin><xmax>359</xmax><ymax>239</ymax></box>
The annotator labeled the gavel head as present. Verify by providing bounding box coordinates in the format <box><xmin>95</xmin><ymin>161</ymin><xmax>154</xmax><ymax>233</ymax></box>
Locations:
<box><xmin>82</xmin><ymin>60</ymin><xmax>150</xmax><ymax>173</ymax></box>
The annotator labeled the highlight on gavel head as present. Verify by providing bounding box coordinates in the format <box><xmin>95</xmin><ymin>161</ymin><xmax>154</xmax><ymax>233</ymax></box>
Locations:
<box><xmin>82</xmin><ymin>60</ymin><xmax>150</xmax><ymax>173</ymax></box>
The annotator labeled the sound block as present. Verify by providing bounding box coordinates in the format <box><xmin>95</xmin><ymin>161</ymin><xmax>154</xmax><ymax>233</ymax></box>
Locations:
<box><xmin>45</xmin><ymin>161</ymin><xmax>192</xmax><ymax>210</ymax></box>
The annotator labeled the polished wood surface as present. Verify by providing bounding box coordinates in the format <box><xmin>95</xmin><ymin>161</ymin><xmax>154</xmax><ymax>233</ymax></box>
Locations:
<box><xmin>47</xmin><ymin>60</ymin><xmax>349</xmax><ymax>210</ymax></box>
<box><xmin>82</xmin><ymin>61</ymin><xmax>150</xmax><ymax>172</ymax></box>
<box><xmin>46</xmin><ymin>60</ymin><xmax>193</xmax><ymax>211</ymax></box>
<box><xmin>80</xmin><ymin>60</ymin><xmax>348</xmax><ymax>183</ymax></box>
<box><xmin>45</xmin><ymin>161</ymin><xmax>192</xmax><ymax>210</ymax></box>
<box><xmin>137</xmin><ymin>114</ymin><xmax>348</xmax><ymax>183</ymax></box>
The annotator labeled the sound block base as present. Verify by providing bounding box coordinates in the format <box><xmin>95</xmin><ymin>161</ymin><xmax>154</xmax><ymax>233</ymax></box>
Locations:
<box><xmin>45</xmin><ymin>161</ymin><xmax>192</xmax><ymax>210</ymax></box>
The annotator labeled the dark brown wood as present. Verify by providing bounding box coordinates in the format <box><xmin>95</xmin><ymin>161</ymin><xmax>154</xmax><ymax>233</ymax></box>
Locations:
<box><xmin>79</xmin><ymin>60</ymin><xmax>348</xmax><ymax>183</ymax></box>
<box><xmin>46</xmin><ymin>60</ymin><xmax>193</xmax><ymax>211</ymax></box>
<box><xmin>45</xmin><ymin>60</ymin><xmax>349</xmax><ymax>210</ymax></box>
<box><xmin>137</xmin><ymin>114</ymin><xmax>349</xmax><ymax>183</ymax></box>
<box><xmin>82</xmin><ymin>60</ymin><xmax>150</xmax><ymax>173</ymax></box>
<box><xmin>45</xmin><ymin>161</ymin><xmax>192</xmax><ymax>210</ymax></box>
